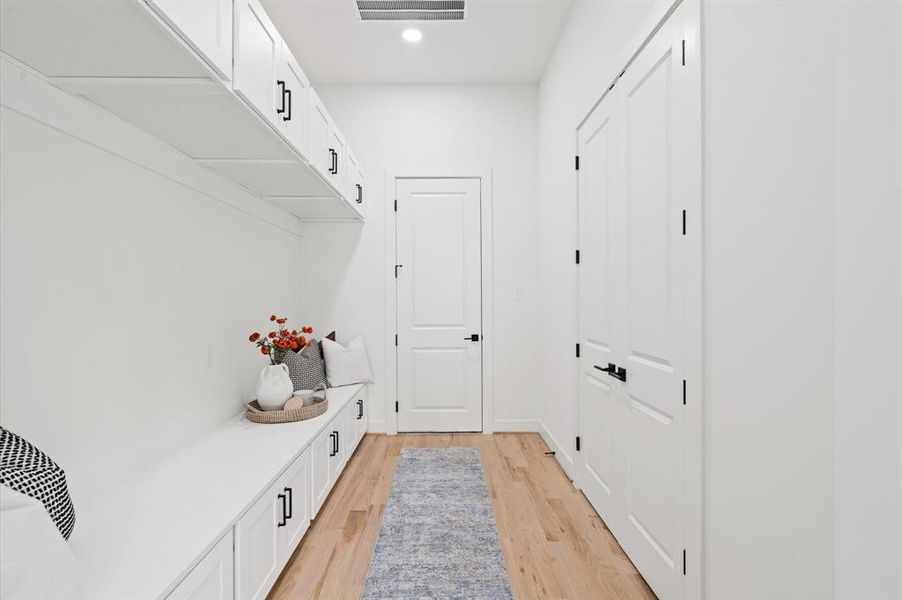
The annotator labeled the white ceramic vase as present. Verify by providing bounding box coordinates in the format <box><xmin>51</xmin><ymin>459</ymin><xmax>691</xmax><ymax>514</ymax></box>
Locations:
<box><xmin>255</xmin><ymin>363</ymin><xmax>293</xmax><ymax>410</ymax></box>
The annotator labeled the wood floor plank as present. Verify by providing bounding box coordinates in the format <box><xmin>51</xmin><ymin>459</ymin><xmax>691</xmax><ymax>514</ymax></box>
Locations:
<box><xmin>269</xmin><ymin>433</ymin><xmax>655</xmax><ymax>600</ymax></box>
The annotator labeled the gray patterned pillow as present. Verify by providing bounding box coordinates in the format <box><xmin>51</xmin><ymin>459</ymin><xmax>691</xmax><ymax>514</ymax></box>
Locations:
<box><xmin>282</xmin><ymin>340</ymin><xmax>328</xmax><ymax>391</ymax></box>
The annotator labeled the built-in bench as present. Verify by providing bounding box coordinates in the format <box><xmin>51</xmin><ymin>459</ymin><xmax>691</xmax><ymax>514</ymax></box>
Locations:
<box><xmin>69</xmin><ymin>384</ymin><xmax>368</xmax><ymax>599</ymax></box>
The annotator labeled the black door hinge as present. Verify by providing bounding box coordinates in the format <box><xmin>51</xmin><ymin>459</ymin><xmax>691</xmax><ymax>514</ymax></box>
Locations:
<box><xmin>395</xmin><ymin>401</ymin><xmax>399</xmax><ymax>413</ymax></box>
<box><xmin>575</xmin><ymin>155</ymin><xmax>580</xmax><ymax>171</ymax></box>
<box><xmin>575</xmin><ymin>343</ymin><xmax>580</xmax><ymax>358</ymax></box>
<box><xmin>575</xmin><ymin>249</ymin><xmax>581</xmax><ymax>264</ymax></box>
<box><xmin>682</xmin><ymin>549</ymin><xmax>687</xmax><ymax>575</ymax></box>
<box><xmin>576</xmin><ymin>436</ymin><xmax>581</xmax><ymax>451</ymax></box>
<box><xmin>681</xmin><ymin>40</ymin><xmax>686</xmax><ymax>66</ymax></box>
<box><xmin>394</xmin><ymin>199</ymin><xmax>397</xmax><ymax>211</ymax></box>
<box><xmin>395</xmin><ymin>334</ymin><xmax>398</xmax><ymax>346</ymax></box>
<box><xmin>682</xmin><ymin>209</ymin><xmax>687</xmax><ymax>235</ymax></box>
<box><xmin>682</xmin><ymin>379</ymin><xmax>687</xmax><ymax>405</ymax></box>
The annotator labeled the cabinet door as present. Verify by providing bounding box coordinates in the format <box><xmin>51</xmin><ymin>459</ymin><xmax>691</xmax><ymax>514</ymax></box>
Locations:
<box><xmin>309</xmin><ymin>90</ymin><xmax>334</xmax><ymax>181</ymax></box>
<box><xmin>327</xmin><ymin>411</ymin><xmax>345</xmax><ymax>483</ymax></box>
<box><xmin>328</xmin><ymin>126</ymin><xmax>348</xmax><ymax>194</ymax></box>
<box><xmin>233</xmin><ymin>0</ymin><xmax>281</xmax><ymax>127</ymax></box>
<box><xmin>310</xmin><ymin>425</ymin><xmax>334</xmax><ymax>517</ymax></box>
<box><xmin>235</xmin><ymin>481</ymin><xmax>283</xmax><ymax>600</ymax></box>
<box><xmin>279</xmin><ymin>448</ymin><xmax>311</xmax><ymax>559</ymax></box>
<box><xmin>346</xmin><ymin>150</ymin><xmax>366</xmax><ymax>217</ymax></box>
<box><xmin>148</xmin><ymin>0</ymin><xmax>232</xmax><ymax>80</ymax></box>
<box><xmin>277</xmin><ymin>43</ymin><xmax>311</xmax><ymax>158</ymax></box>
<box><xmin>166</xmin><ymin>531</ymin><xmax>234</xmax><ymax>600</ymax></box>
<box><xmin>353</xmin><ymin>391</ymin><xmax>368</xmax><ymax>452</ymax></box>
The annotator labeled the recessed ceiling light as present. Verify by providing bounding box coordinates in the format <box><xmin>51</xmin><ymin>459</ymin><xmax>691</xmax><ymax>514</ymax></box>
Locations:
<box><xmin>402</xmin><ymin>28</ymin><xmax>423</xmax><ymax>44</ymax></box>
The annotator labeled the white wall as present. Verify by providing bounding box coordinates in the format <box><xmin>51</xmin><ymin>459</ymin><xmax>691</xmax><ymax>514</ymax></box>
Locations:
<box><xmin>0</xmin><ymin>60</ymin><xmax>306</xmax><ymax>517</ymax></box>
<box><xmin>538</xmin><ymin>0</ymin><xmax>901</xmax><ymax>597</ymax></box>
<box><xmin>833</xmin><ymin>1</ymin><xmax>902</xmax><ymax>596</ymax></box>
<box><xmin>302</xmin><ymin>84</ymin><xmax>540</xmax><ymax>432</ymax></box>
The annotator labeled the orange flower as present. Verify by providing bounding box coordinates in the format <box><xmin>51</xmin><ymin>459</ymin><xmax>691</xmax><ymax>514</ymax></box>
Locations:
<box><xmin>270</xmin><ymin>314</ymin><xmax>277</xmax><ymax>321</ymax></box>
<box><xmin>289</xmin><ymin>341</ymin><xmax>299</xmax><ymax>350</ymax></box>
<box><xmin>276</xmin><ymin>318</ymin><xmax>287</xmax><ymax>325</ymax></box>
<box><xmin>299</xmin><ymin>336</ymin><xmax>307</xmax><ymax>346</ymax></box>
<box><xmin>268</xmin><ymin>332</ymin><xmax>277</xmax><ymax>339</ymax></box>
<box><xmin>249</xmin><ymin>332</ymin><xmax>260</xmax><ymax>342</ymax></box>
<box><xmin>261</xmin><ymin>346</ymin><xmax>270</xmax><ymax>355</ymax></box>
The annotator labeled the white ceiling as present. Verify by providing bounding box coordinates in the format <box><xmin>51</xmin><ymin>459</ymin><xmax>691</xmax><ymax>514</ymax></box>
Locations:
<box><xmin>260</xmin><ymin>0</ymin><xmax>575</xmax><ymax>84</ymax></box>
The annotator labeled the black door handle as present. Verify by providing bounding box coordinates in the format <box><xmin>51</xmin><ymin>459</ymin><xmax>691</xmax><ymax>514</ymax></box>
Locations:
<box><xmin>329</xmin><ymin>432</ymin><xmax>336</xmax><ymax>457</ymax></box>
<box><xmin>357</xmin><ymin>398</ymin><xmax>363</xmax><ymax>419</ymax></box>
<box><xmin>356</xmin><ymin>183</ymin><xmax>363</xmax><ymax>203</ymax></box>
<box><xmin>594</xmin><ymin>363</ymin><xmax>627</xmax><ymax>382</ymax></box>
<box><xmin>277</xmin><ymin>493</ymin><xmax>287</xmax><ymax>527</ymax></box>
<box><xmin>284</xmin><ymin>487</ymin><xmax>293</xmax><ymax>520</ymax></box>
<box><xmin>465</xmin><ymin>334</ymin><xmax>480</xmax><ymax>342</ymax></box>
<box><xmin>276</xmin><ymin>80</ymin><xmax>286</xmax><ymax>114</ymax></box>
<box><xmin>282</xmin><ymin>89</ymin><xmax>291</xmax><ymax>121</ymax></box>
<box><xmin>328</xmin><ymin>149</ymin><xmax>337</xmax><ymax>174</ymax></box>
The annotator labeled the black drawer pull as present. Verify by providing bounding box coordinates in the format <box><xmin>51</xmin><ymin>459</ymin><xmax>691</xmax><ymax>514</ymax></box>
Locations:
<box><xmin>356</xmin><ymin>183</ymin><xmax>363</xmax><ymax>204</ymax></box>
<box><xmin>277</xmin><ymin>493</ymin><xmax>287</xmax><ymax>527</ymax></box>
<box><xmin>284</xmin><ymin>487</ymin><xmax>292</xmax><ymax>519</ymax></box>
<box><xmin>282</xmin><ymin>89</ymin><xmax>292</xmax><ymax>122</ymax></box>
<box><xmin>329</xmin><ymin>432</ymin><xmax>337</xmax><ymax>457</ymax></box>
<box><xmin>276</xmin><ymin>80</ymin><xmax>286</xmax><ymax>114</ymax></box>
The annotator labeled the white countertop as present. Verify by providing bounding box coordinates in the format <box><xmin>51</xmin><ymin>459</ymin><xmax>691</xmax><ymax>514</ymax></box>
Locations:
<box><xmin>68</xmin><ymin>384</ymin><xmax>364</xmax><ymax>599</ymax></box>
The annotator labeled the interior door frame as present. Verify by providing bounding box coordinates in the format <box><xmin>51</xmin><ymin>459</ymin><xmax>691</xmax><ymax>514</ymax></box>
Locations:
<box><xmin>383</xmin><ymin>168</ymin><xmax>495</xmax><ymax>435</ymax></box>
<box><xmin>572</xmin><ymin>0</ymin><xmax>702</xmax><ymax>597</ymax></box>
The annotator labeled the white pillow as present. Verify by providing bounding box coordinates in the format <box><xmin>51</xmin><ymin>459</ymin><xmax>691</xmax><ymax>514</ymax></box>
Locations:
<box><xmin>322</xmin><ymin>335</ymin><xmax>374</xmax><ymax>387</ymax></box>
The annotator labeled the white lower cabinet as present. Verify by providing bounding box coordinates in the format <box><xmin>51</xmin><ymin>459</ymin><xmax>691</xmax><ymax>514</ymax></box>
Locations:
<box><xmin>279</xmin><ymin>448</ymin><xmax>311</xmax><ymax>556</ymax></box>
<box><xmin>167</xmin><ymin>531</ymin><xmax>234</xmax><ymax>600</ymax></box>
<box><xmin>235</xmin><ymin>479</ymin><xmax>283</xmax><ymax>600</ymax></box>
<box><xmin>352</xmin><ymin>390</ymin><xmax>368</xmax><ymax>451</ymax></box>
<box><xmin>171</xmin><ymin>388</ymin><xmax>365</xmax><ymax>600</ymax></box>
<box><xmin>311</xmin><ymin>423</ymin><xmax>334</xmax><ymax>517</ymax></box>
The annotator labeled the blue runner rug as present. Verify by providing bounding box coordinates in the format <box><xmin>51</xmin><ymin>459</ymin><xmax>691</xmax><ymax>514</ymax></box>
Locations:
<box><xmin>362</xmin><ymin>447</ymin><xmax>513</xmax><ymax>599</ymax></box>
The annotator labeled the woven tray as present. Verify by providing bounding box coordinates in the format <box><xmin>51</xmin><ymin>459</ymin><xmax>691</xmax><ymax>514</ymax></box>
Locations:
<box><xmin>245</xmin><ymin>395</ymin><xmax>328</xmax><ymax>424</ymax></box>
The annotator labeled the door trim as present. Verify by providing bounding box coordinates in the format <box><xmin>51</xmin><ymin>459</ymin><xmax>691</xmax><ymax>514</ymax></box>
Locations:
<box><xmin>384</xmin><ymin>168</ymin><xmax>494</xmax><ymax>435</ymax></box>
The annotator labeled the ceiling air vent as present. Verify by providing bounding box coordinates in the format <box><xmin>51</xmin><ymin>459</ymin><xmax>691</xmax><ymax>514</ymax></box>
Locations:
<box><xmin>356</xmin><ymin>0</ymin><xmax>465</xmax><ymax>21</ymax></box>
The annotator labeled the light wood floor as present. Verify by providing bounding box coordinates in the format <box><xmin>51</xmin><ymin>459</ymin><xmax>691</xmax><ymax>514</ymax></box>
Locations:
<box><xmin>269</xmin><ymin>433</ymin><xmax>655</xmax><ymax>600</ymax></box>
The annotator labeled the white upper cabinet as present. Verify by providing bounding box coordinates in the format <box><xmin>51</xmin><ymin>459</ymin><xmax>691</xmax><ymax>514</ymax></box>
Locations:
<box><xmin>233</xmin><ymin>0</ymin><xmax>282</xmax><ymax>129</ymax></box>
<box><xmin>147</xmin><ymin>0</ymin><xmax>233</xmax><ymax>80</ymax></box>
<box><xmin>346</xmin><ymin>150</ymin><xmax>366</xmax><ymax>219</ymax></box>
<box><xmin>309</xmin><ymin>89</ymin><xmax>334</xmax><ymax>182</ymax></box>
<box><xmin>0</xmin><ymin>0</ymin><xmax>365</xmax><ymax>221</ymax></box>
<box><xmin>277</xmin><ymin>43</ymin><xmax>312</xmax><ymax>159</ymax></box>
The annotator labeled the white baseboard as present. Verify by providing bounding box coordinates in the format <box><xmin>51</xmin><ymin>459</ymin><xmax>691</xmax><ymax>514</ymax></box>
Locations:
<box><xmin>538</xmin><ymin>419</ymin><xmax>576</xmax><ymax>482</ymax></box>
<box><xmin>492</xmin><ymin>419</ymin><xmax>539</xmax><ymax>432</ymax></box>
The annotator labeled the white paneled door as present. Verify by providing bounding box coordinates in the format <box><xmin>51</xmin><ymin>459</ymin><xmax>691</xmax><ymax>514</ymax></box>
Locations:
<box><xmin>576</xmin><ymin>1</ymin><xmax>701</xmax><ymax>598</ymax></box>
<box><xmin>396</xmin><ymin>178</ymin><xmax>482</xmax><ymax>432</ymax></box>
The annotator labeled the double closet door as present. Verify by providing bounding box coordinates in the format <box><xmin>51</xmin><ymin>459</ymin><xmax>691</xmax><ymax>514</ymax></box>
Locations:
<box><xmin>575</xmin><ymin>1</ymin><xmax>701</xmax><ymax>599</ymax></box>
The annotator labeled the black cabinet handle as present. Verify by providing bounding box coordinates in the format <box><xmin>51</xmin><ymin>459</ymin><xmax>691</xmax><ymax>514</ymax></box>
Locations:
<box><xmin>276</xmin><ymin>80</ymin><xmax>286</xmax><ymax>114</ymax></box>
<box><xmin>357</xmin><ymin>398</ymin><xmax>363</xmax><ymax>419</ymax></box>
<box><xmin>277</xmin><ymin>493</ymin><xmax>287</xmax><ymax>527</ymax></box>
<box><xmin>328</xmin><ymin>149</ymin><xmax>337</xmax><ymax>174</ymax></box>
<box><xmin>284</xmin><ymin>487</ymin><xmax>292</xmax><ymax>520</ymax></box>
<box><xmin>336</xmin><ymin>430</ymin><xmax>340</xmax><ymax>452</ymax></box>
<box><xmin>356</xmin><ymin>184</ymin><xmax>363</xmax><ymax>204</ymax></box>
<box><xmin>594</xmin><ymin>363</ymin><xmax>616</xmax><ymax>374</ymax></box>
<box><xmin>282</xmin><ymin>89</ymin><xmax>292</xmax><ymax>122</ymax></box>
<box><xmin>329</xmin><ymin>432</ymin><xmax>336</xmax><ymax>457</ymax></box>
